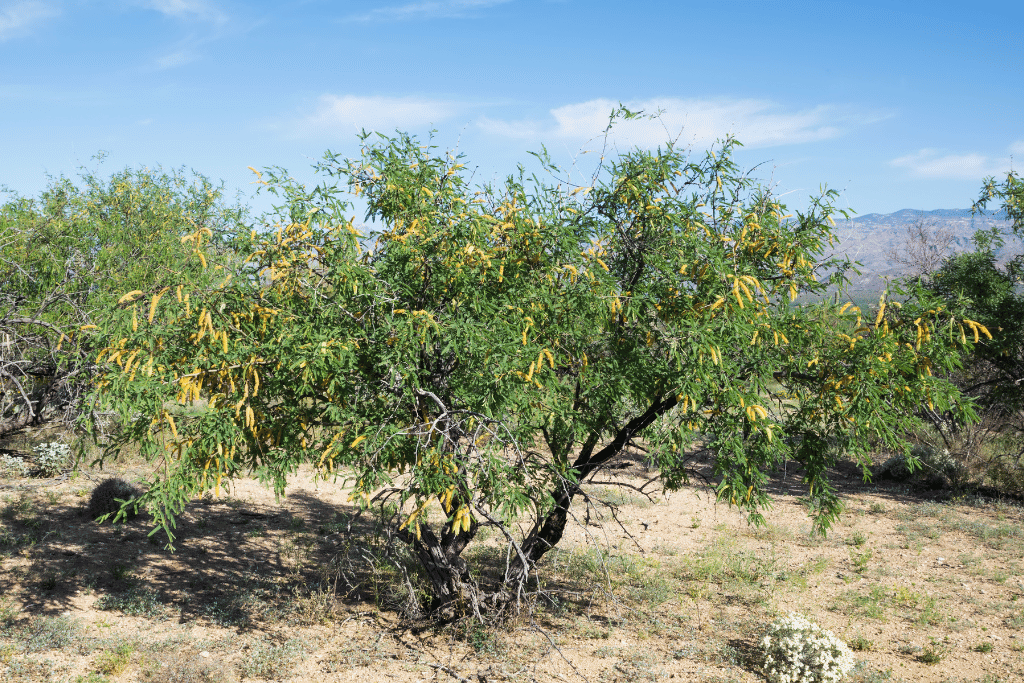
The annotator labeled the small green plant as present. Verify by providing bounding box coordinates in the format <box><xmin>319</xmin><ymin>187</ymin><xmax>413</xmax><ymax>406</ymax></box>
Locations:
<box><xmin>849</xmin><ymin>635</ymin><xmax>873</xmax><ymax>651</ymax></box>
<box><xmin>839</xmin><ymin>585</ymin><xmax>888</xmax><ymax>620</ymax></box>
<box><xmin>916</xmin><ymin>596</ymin><xmax>943</xmax><ymax>626</ymax></box>
<box><xmin>95</xmin><ymin>643</ymin><xmax>134</xmax><ymax>675</ymax></box>
<box><xmin>868</xmin><ymin>502</ymin><xmax>886</xmax><ymax>514</ymax></box>
<box><xmin>973</xmin><ymin>641</ymin><xmax>993</xmax><ymax>653</ymax></box>
<box><xmin>850</xmin><ymin>548</ymin><xmax>872</xmax><ymax>574</ymax></box>
<box><xmin>463</xmin><ymin>621</ymin><xmax>501</xmax><ymax>654</ymax></box>
<box><xmin>239</xmin><ymin>637</ymin><xmax>307</xmax><ymax>679</ymax></box>
<box><xmin>73</xmin><ymin>674</ymin><xmax>108</xmax><ymax>683</ymax></box>
<box><xmin>95</xmin><ymin>586</ymin><xmax>163</xmax><ymax>617</ymax></box>
<box><xmin>690</xmin><ymin>515</ymin><xmax>701</xmax><ymax>529</ymax></box>
<box><xmin>847</xmin><ymin>531</ymin><xmax>868</xmax><ymax>546</ymax></box>
<box><xmin>0</xmin><ymin>598</ymin><xmax>18</xmax><ymax>624</ymax></box>
<box><xmin>918</xmin><ymin>637</ymin><xmax>948</xmax><ymax>664</ymax></box>
<box><xmin>19</xmin><ymin>615</ymin><xmax>82</xmax><ymax>652</ymax></box>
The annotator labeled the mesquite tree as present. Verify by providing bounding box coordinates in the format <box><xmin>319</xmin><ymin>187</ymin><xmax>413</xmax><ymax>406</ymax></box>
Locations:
<box><xmin>86</xmin><ymin>124</ymin><xmax>979</xmax><ymax>616</ymax></box>
<box><xmin>1</xmin><ymin>164</ymin><xmax>242</xmax><ymax>440</ymax></box>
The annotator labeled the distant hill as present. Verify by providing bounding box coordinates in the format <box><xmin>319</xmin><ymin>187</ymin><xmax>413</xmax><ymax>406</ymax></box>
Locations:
<box><xmin>825</xmin><ymin>208</ymin><xmax>1019</xmax><ymax>294</ymax></box>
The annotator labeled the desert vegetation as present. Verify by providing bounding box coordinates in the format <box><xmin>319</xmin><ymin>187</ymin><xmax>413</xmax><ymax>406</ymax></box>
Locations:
<box><xmin>2</xmin><ymin>112</ymin><xmax>1022</xmax><ymax>682</ymax></box>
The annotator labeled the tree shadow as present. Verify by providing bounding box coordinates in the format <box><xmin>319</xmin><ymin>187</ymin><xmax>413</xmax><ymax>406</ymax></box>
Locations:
<box><xmin>0</xmin><ymin>483</ymin><xmax>417</xmax><ymax>629</ymax></box>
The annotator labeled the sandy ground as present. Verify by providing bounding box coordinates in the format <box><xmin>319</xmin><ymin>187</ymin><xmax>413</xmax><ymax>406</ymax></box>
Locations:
<box><xmin>1</xmin><ymin>456</ymin><xmax>1022</xmax><ymax>683</ymax></box>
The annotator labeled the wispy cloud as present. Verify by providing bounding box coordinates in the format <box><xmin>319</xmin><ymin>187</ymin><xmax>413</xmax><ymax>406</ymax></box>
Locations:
<box><xmin>141</xmin><ymin>0</ymin><xmax>231</xmax><ymax>69</ymax></box>
<box><xmin>477</xmin><ymin>97</ymin><xmax>884</xmax><ymax>149</ymax></box>
<box><xmin>0</xmin><ymin>1</ymin><xmax>58</xmax><ymax>41</ymax></box>
<box><xmin>155</xmin><ymin>48</ymin><xmax>199</xmax><ymax>68</ymax></box>
<box><xmin>146</xmin><ymin>0</ymin><xmax>227</xmax><ymax>24</ymax></box>
<box><xmin>344</xmin><ymin>0</ymin><xmax>511</xmax><ymax>22</ymax></box>
<box><xmin>290</xmin><ymin>94</ymin><xmax>462</xmax><ymax>137</ymax></box>
<box><xmin>890</xmin><ymin>147</ymin><xmax>1017</xmax><ymax>180</ymax></box>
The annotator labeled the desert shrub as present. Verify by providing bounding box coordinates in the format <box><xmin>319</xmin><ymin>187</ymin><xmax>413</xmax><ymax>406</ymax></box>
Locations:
<box><xmin>33</xmin><ymin>441</ymin><xmax>71</xmax><ymax>477</ymax></box>
<box><xmin>761</xmin><ymin>612</ymin><xmax>855</xmax><ymax>683</ymax></box>
<box><xmin>16</xmin><ymin>615</ymin><xmax>84</xmax><ymax>653</ymax></box>
<box><xmin>95</xmin><ymin>585</ymin><xmax>164</xmax><ymax>617</ymax></box>
<box><xmin>0</xmin><ymin>455</ymin><xmax>30</xmax><ymax>478</ymax></box>
<box><xmin>238</xmin><ymin>637</ymin><xmax>307</xmax><ymax>680</ymax></box>
<box><xmin>94</xmin><ymin>643</ymin><xmax>134</xmax><ymax>675</ymax></box>
<box><xmin>874</xmin><ymin>444</ymin><xmax>966</xmax><ymax>487</ymax></box>
<box><xmin>140</xmin><ymin>651</ymin><xmax>236</xmax><ymax>683</ymax></box>
<box><xmin>88</xmin><ymin>119</ymin><xmax>979</xmax><ymax>619</ymax></box>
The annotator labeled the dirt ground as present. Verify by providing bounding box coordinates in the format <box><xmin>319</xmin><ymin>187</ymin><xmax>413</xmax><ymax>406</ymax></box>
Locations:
<box><xmin>1</xmin><ymin>454</ymin><xmax>1022</xmax><ymax>683</ymax></box>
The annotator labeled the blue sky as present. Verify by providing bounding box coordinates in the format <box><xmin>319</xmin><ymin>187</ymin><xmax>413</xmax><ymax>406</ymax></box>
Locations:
<box><xmin>2</xmin><ymin>0</ymin><xmax>1022</xmax><ymax>220</ymax></box>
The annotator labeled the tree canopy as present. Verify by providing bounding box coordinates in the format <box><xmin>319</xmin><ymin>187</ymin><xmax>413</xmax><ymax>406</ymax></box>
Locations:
<box><xmin>930</xmin><ymin>171</ymin><xmax>1024</xmax><ymax>412</ymax></box>
<box><xmin>910</xmin><ymin>171</ymin><xmax>1024</xmax><ymax>485</ymax></box>
<box><xmin>86</xmin><ymin>121</ymin><xmax>981</xmax><ymax>616</ymax></box>
<box><xmin>0</xmin><ymin>163</ymin><xmax>244</xmax><ymax>439</ymax></box>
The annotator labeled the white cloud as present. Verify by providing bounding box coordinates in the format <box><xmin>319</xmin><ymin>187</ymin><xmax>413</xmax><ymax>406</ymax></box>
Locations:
<box><xmin>155</xmin><ymin>48</ymin><xmax>199</xmax><ymax>68</ymax></box>
<box><xmin>344</xmin><ymin>0</ymin><xmax>511</xmax><ymax>22</ymax></box>
<box><xmin>1011</xmin><ymin>140</ymin><xmax>1024</xmax><ymax>157</ymax></box>
<box><xmin>0</xmin><ymin>1</ymin><xmax>58</xmax><ymax>41</ymax></box>
<box><xmin>293</xmin><ymin>94</ymin><xmax>462</xmax><ymax>136</ymax></box>
<box><xmin>890</xmin><ymin>148</ymin><xmax>1015</xmax><ymax>179</ymax></box>
<box><xmin>477</xmin><ymin>97</ymin><xmax>879</xmax><ymax>150</ymax></box>
<box><xmin>146</xmin><ymin>0</ymin><xmax>227</xmax><ymax>24</ymax></box>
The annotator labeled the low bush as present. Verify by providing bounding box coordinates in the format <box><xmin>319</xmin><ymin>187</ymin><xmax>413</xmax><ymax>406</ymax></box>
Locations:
<box><xmin>761</xmin><ymin>612</ymin><xmax>855</xmax><ymax>683</ymax></box>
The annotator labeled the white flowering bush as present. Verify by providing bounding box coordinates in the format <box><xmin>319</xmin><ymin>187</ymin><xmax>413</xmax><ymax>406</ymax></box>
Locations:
<box><xmin>33</xmin><ymin>441</ymin><xmax>72</xmax><ymax>477</ymax></box>
<box><xmin>761</xmin><ymin>612</ymin><xmax>855</xmax><ymax>683</ymax></box>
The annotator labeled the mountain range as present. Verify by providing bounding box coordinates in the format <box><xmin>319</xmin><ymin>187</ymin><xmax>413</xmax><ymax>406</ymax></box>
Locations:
<box><xmin>826</xmin><ymin>208</ymin><xmax>1019</xmax><ymax>293</ymax></box>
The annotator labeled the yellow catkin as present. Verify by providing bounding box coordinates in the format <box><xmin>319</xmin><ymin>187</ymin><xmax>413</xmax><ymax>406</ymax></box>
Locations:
<box><xmin>118</xmin><ymin>290</ymin><xmax>143</xmax><ymax>304</ymax></box>
<box><xmin>149</xmin><ymin>287</ymin><xmax>169</xmax><ymax>323</ymax></box>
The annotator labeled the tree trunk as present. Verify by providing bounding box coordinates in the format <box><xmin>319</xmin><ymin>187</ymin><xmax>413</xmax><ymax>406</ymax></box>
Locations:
<box><xmin>403</xmin><ymin>519</ymin><xmax>480</xmax><ymax>619</ymax></box>
<box><xmin>506</xmin><ymin>394</ymin><xmax>680</xmax><ymax>591</ymax></box>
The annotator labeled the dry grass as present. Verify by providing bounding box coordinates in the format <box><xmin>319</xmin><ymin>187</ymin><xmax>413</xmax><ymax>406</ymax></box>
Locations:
<box><xmin>1</xmin><ymin>436</ymin><xmax>1023</xmax><ymax>682</ymax></box>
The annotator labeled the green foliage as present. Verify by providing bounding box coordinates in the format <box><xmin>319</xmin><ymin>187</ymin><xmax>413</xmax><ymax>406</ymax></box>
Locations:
<box><xmin>86</xmin><ymin>117</ymin><xmax>978</xmax><ymax>612</ymax></box>
<box><xmin>86</xmin><ymin>478</ymin><xmax>143</xmax><ymax>523</ymax></box>
<box><xmin>911</xmin><ymin>170</ymin><xmax>1024</xmax><ymax>492</ymax></box>
<box><xmin>917</xmin><ymin>636</ymin><xmax>948</xmax><ymax>664</ymax></box>
<box><xmin>0</xmin><ymin>162</ymin><xmax>246</xmax><ymax>437</ymax></box>
<box><xmin>94</xmin><ymin>643</ymin><xmax>134</xmax><ymax>676</ymax></box>
<box><xmin>95</xmin><ymin>585</ymin><xmax>164</xmax><ymax>617</ymax></box>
